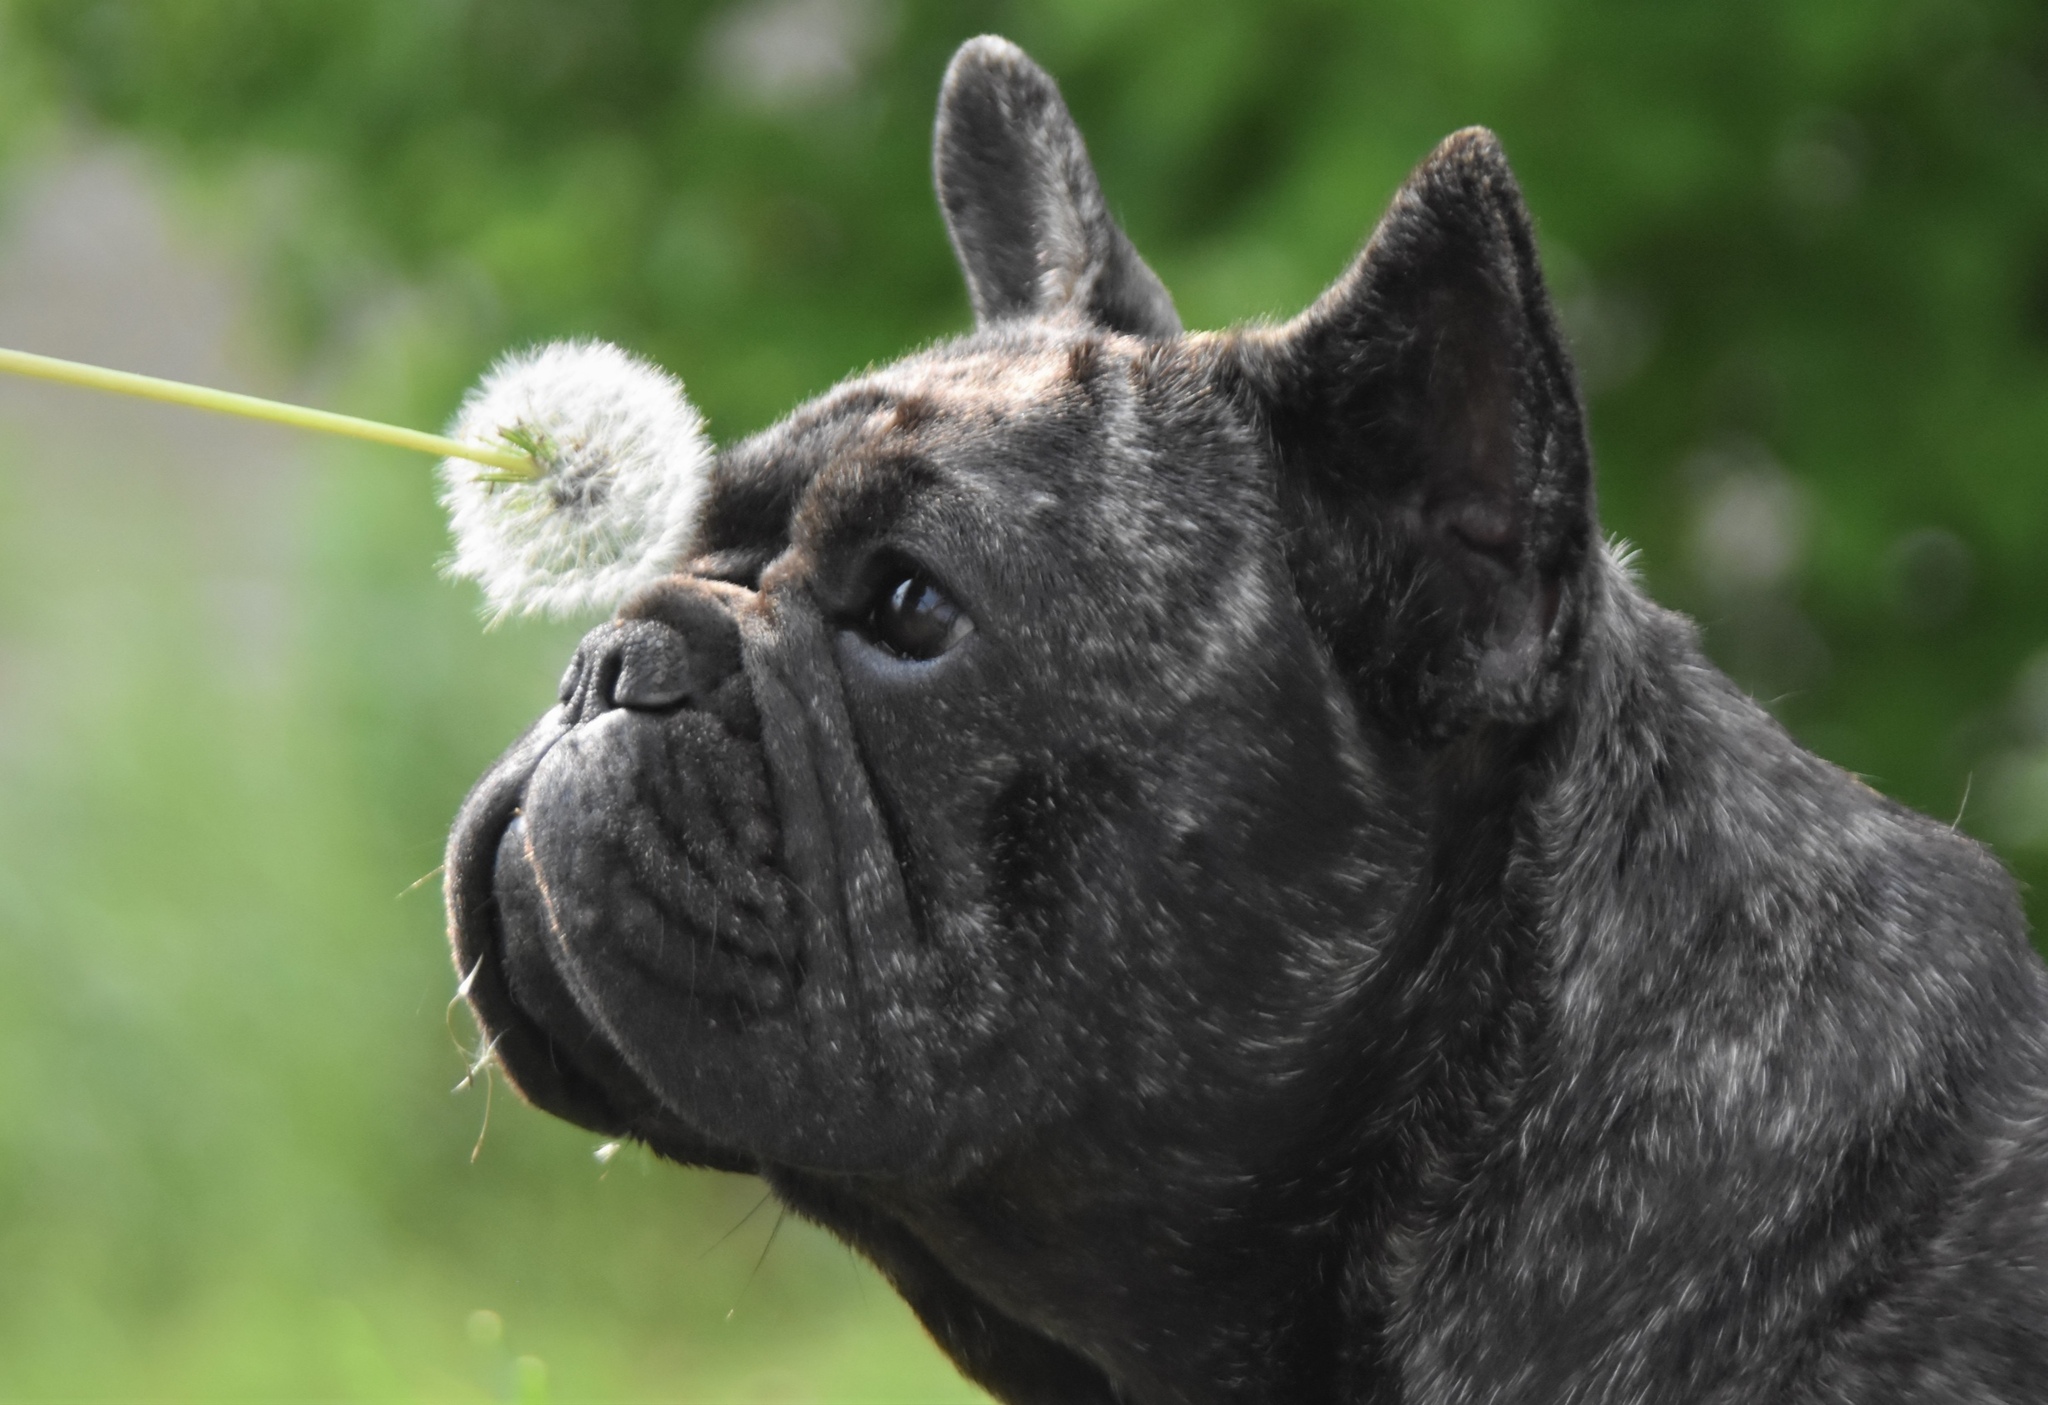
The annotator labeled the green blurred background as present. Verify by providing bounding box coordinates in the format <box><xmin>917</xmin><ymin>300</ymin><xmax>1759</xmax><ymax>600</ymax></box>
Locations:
<box><xmin>0</xmin><ymin>0</ymin><xmax>2044</xmax><ymax>1398</ymax></box>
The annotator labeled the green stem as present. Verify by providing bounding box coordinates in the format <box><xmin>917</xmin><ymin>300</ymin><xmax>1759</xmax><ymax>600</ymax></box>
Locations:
<box><xmin>0</xmin><ymin>345</ymin><xmax>537</xmax><ymax>477</ymax></box>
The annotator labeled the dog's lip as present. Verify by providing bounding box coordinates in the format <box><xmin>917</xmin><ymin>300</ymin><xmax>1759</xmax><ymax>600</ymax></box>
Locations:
<box><xmin>444</xmin><ymin>710</ymin><xmax>759</xmax><ymax>1172</ymax></box>
<box><xmin>446</xmin><ymin>711</ymin><xmax>632</xmax><ymax>1132</ymax></box>
<box><xmin>446</xmin><ymin>713</ymin><xmax>563</xmax><ymax>1007</ymax></box>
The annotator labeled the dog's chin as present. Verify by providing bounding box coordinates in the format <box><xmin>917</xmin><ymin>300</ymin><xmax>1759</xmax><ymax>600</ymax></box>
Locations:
<box><xmin>445</xmin><ymin>713</ymin><xmax>762</xmax><ymax>1175</ymax></box>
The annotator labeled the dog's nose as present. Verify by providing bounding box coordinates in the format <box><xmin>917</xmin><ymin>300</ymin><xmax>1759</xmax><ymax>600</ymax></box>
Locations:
<box><xmin>558</xmin><ymin>619</ymin><xmax>702</xmax><ymax>723</ymax></box>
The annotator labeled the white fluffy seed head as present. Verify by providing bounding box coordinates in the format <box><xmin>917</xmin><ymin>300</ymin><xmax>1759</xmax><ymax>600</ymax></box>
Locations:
<box><xmin>439</xmin><ymin>339</ymin><xmax>712</xmax><ymax>621</ymax></box>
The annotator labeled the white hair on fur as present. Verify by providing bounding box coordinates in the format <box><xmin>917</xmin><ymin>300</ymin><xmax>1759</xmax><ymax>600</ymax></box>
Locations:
<box><xmin>439</xmin><ymin>339</ymin><xmax>711</xmax><ymax>621</ymax></box>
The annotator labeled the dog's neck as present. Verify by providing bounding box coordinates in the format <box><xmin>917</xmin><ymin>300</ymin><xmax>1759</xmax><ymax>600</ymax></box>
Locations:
<box><xmin>840</xmin><ymin>567</ymin><xmax>1631</xmax><ymax>1404</ymax></box>
<box><xmin>1360</xmin><ymin>552</ymin><xmax>2040</xmax><ymax>1399</ymax></box>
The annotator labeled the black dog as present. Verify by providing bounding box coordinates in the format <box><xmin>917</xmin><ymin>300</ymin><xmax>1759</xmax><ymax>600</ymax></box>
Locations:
<box><xmin>444</xmin><ymin>35</ymin><xmax>2048</xmax><ymax>1404</ymax></box>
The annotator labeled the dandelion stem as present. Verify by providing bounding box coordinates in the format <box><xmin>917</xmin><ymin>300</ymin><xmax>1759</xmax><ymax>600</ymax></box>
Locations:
<box><xmin>0</xmin><ymin>345</ymin><xmax>537</xmax><ymax>476</ymax></box>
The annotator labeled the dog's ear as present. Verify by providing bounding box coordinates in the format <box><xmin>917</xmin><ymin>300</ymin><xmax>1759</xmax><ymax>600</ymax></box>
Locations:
<box><xmin>1238</xmin><ymin>128</ymin><xmax>1595</xmax><ymax>735</ymax></box>
<box><xmin>934</xmin><ymin>36</ymin><xmax>1180</xmax><ymax>338</ymax></box>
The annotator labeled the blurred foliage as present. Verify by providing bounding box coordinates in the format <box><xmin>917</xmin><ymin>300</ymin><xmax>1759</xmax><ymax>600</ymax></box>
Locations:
<box><xmin>2</xmin><ymin>0</ymin><xmax>2048</xmax><ymax>1398</ymax></box>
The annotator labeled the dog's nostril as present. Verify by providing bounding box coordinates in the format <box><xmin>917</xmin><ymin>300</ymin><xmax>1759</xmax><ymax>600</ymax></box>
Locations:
<box><xmin>591</xmin><ymin>648</ymin><xmax>626</xmax><ymax>709</ymax></box>
<box><xmin>612</xmin><ymin>625</ymin><xmax>693</xmax><ymax>710</ymax></box>
<box><xmin>560</xmin><ymin>620</ymin><xmax>699</xmax><ymax>722</ymax></box>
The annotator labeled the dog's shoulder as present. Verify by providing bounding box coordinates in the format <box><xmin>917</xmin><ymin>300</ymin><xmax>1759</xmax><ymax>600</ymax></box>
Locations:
<box><xmin>1385</xmin><ymin>559</ymin><xmax>2048</xmax><ymax>1400</ymax></box>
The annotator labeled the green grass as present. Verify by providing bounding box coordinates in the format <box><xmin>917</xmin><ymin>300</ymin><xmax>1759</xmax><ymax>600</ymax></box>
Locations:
<box><xmin>0</xmin><ymin>423</ymin><xmax>985</xmax><ymax>1401</ymax></box>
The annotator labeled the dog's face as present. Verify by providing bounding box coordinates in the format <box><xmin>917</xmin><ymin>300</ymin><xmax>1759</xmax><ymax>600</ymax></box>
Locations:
<box><xmin>452</xmin><ymin>325</ymin><xmax>1381</xmax><ymax>1177</ymax></box>
<box><xmin>445</xmin><ymin>31</ymin><xmax>1593</xmax><ymax>1348</ymax></box>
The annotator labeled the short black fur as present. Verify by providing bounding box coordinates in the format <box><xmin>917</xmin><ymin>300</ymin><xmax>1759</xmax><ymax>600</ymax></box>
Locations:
<box><xmin>443</xmin><ymin>35</ymin><xmax>2048</xmax><ymax>1405</ymax></box>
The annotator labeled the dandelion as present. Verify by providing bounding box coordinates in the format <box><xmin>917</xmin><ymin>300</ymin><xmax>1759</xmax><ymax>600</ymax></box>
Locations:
<box><xmin>441</xmin><ymin>340</ymin><xmax>713</xmax><ymax>621</ymax></box>
<box><xmin>0</xmin><ymin>338</ymin><xmax>714</xmax><ymax>623</ymax></box>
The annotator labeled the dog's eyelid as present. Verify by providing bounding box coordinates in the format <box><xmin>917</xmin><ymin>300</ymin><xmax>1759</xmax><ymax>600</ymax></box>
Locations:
<box><xmin>841</xmin><ymin>544</ymin><xmax>967</xmax><ymax>612</ymax></box>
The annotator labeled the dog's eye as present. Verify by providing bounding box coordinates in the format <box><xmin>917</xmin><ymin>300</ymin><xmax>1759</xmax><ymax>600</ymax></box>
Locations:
<box><xmin>864</xmin><ymin>569</ymin><xmax>971</xmax><ymax>660</ymax></box>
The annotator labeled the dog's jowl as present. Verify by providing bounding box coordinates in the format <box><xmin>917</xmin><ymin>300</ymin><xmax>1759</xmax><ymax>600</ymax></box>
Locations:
<box><xmin>444</xmin><ymin>35</ymin><xmax>2048</xmax><ymax>1405</ymax></box>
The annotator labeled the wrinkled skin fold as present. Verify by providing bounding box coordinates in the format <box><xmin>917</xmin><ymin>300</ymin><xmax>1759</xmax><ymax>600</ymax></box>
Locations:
<box><xmin>444</xmin><ymin>35</ymin><xmax>2048</xmax><ymax>1405</ymax></box>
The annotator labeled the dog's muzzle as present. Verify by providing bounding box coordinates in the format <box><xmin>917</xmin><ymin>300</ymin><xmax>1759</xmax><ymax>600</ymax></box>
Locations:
<box><xmin>443</xmin><ymin>603</ymin><xmax>775</xmax><ymax>1172</ymax></box>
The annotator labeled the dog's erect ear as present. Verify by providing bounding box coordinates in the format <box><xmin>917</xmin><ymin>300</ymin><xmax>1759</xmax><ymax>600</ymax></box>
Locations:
<box><xmin>934</xmin><ymin>36</ymin><xmax>1180</xmax><ymax>338</ymax></box>
<box><xmin>1238</xmin><ymin>129</ymin><xmax>1594</xmax><ymax>735</ymax></box>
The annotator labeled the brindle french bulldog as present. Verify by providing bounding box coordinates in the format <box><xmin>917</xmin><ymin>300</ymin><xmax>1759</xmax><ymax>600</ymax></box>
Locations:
<box><xmin>444</xmin><ymin>34</ymin><xmax>2048</xmax><ymax>1405</ymax></box>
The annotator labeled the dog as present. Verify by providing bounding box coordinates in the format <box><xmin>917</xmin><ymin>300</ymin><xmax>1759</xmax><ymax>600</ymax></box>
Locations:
<box><xmin>443</xmin><ymin>35</ymin><xmax>2048</xmax><ymax>1404</ymax></box>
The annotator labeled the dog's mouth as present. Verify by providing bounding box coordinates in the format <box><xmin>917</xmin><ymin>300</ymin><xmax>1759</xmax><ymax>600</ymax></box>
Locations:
<box><xmin>443</xmin><ymin>709</ymin><xmax>764</xmax><ymax>1174</ymax></box>
<box><xmin>441</xmin><ymin>596</ymin><xmax>1028</xmax><ymax>1183</ymax></box>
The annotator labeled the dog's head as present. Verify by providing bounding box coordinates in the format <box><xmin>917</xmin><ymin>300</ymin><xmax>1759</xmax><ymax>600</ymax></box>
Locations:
<box><xmin>446</xmin><ymin>34</ymin><xmax>1593</xmax><ymax>1199</ymax></box>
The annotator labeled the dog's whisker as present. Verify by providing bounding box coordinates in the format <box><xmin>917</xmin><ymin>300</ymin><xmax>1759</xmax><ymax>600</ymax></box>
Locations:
<box><xmin>396</xmin><ymin>863</ymin><xmax>445</xmax><ymax>900</ymax></box>
<box><xmin>696</xmin><ymin>1189</ymin><xmax>775</xmax><ymax>1262</ymax></box>
<box><xmin>453</xmin><ymin>1031</ymin><xmax>504</xmax><ymax>1095</ymax></box>
<box><xmin>843</xmin><ymin>1244</ymin><xmax>869</xmax><ymax>1307</ymax></box>
<box><xmin>444</xmin><ymin>964</ymin><xmax>485</xmax><ymax>1066</ymax></box>
<box><xmin>469</xmin><ymin>1059</ymin><xmax>496</xmax><ymax>1164</ymax></box>
<box><xmin>725</xmin><ymin>1206</ymin><xmax>788</xmax><ymax>1320</ymax></box>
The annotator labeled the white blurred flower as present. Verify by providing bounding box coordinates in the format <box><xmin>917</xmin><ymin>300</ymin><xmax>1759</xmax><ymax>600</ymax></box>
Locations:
<box><xmin>440</xmin><ymin>340</ymin><xmax>711</xmax><ymax>621</ymax></box>
<box><xmin>1979</xmin><ymin>746</ymin><xmax>2048</xmax><ymax>851</ymax></box>
<box><xmin>1691</xmin><ymin>465</ymin><xmax>1808</xmax><ymax>594</ymax></box>
<box><xmin>706</xmin><ymin>0</ymin><xmax>893</xmax><ymax>110</ymax></box>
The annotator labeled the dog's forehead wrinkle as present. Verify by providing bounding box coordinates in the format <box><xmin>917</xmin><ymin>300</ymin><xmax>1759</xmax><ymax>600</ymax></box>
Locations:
<box><xmin>761</xmin><ymin>344</ymin><xmax>1172</xmax><ymax>564</ymax></box>
<box><xmin>860</xmin><ymin>334</ymin><xmax>1105</xmax><ymax>418</ymax></box>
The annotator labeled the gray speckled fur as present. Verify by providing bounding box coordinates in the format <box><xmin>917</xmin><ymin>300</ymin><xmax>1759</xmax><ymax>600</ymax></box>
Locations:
<box><xmin>442</xmin><ymin>35</ymin><xmax>2048</xmax><ymax>1405</ymax></box>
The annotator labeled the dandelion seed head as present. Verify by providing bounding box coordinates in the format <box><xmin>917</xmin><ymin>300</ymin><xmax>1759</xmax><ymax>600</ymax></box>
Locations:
<box><xmin>440</xmin><ymin>339</ymin><xmax>711</xmax><ymax>621</ymax></box>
